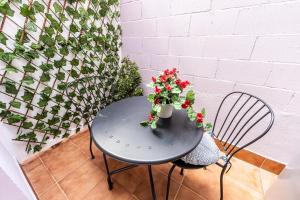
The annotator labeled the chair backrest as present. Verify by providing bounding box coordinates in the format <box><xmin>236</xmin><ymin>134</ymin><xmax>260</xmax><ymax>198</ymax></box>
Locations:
<box><xmin>212</xmin><ymin>91</ymin><xmax>274</xmax><ymax>160</ymax></box>
<box><xmin>65</xmin><ymin>76</ymin><xmax>113</xmax><ymax>127</ymax></box>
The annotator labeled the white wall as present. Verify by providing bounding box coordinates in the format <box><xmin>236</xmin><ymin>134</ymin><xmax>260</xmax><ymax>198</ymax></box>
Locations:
<box><xmin>0</xmin><ymin>140</ymin><xmax>37</xmax><ymax>200</ymax></box>
<box><xmin>120</xmin><ymin>0</ymin><xmax>300</xmax><ymax>164</ymax></box>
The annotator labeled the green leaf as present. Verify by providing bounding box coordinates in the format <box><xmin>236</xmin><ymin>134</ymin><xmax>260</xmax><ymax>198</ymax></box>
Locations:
<box><xmin>33</xmin><ymin>145</ymin><xmax>42</xmax><ymax>152</ymax></box>
<box><xmin>53</xmin><ymin>2</ymin><xmax>62</xmax><ymax>13</ymax></box>
<box><xmin>10</xmin><ymin>100</ymin><xmax>21</xmax><ymax>108</ymax></box>
<box><xmin>147</xmin><ymin>94</ymin><xmax>155</xmax><ymax>103</ymax></box>
<box><xmin>186</xmin><ymin>90</ymin><xmax>195</xmax><ymax>104</ymax></box>
<box><xmin>4</xmin><ymin>65</ymin><xmax>18</xmax><ymax>73</ymax></box>
<box><xmin>59</xmin><ymin>46</ymin><xmax>69</xmax><ymax>56</ymax></box>
<box><xmin>7</xmin><ymin>114</ymin><xmax>24</xmax><ymax>124</ymax></box>
<box><xmin>22</xmin><ymin>121</ymin><xmax>33</xmax><ymax>129</ymax></box>
<box><xmin>173</xmin><ymin>101</ymin><xmax>182</xmax><ymax>110</ymax></box>
<box><xmin>40</xmin><ymin>72</ymin><xmax>51</xmax><ymax>82</ymax></box>
<box><xmin>201</xmin><ymin>108</ymin><xmax>206</xmax><ymax>117</ymax></box>
<box><xmin>57</xmin><ymin>82</ymin><xmax>66</xmax><ymax>90</ymax></box>
<box><xmin>70</xmin><ymin>69</ymin><xmax>79</xmax><ymax>78</ymax></box>
<box><xmin>54</xmin><ymin>58</ymin><xmax>66</xmax><ymax>68</ymax></box>
<box><xmin>0</xmin><ymin>52</ymin><xmax>16</xmax><ymax>62</ymax></box>
<box><xmin>23</xmin><ymin>64</ymin><xmax>36</xmax><ymax>73</ymax></box>
<box><xmin>20</xmin><ymin>4</ymin><xmax>35</xmax><ymax>20</ymax></box>
<box><xmin>150</xmin><ymin>121</ymin><xmax>157</xmax><ymax>129</ymax></box>
<box><xmin>41</xmin><ymin>86</ymin><xmax>52</xmax><ymax>95</ymax></box>
<box><xmin>0</xmin><ymin>2</ymin><xmax>14</xmax><ymax>17</ymax></box>
<box><xmin>44</xmin><ymin>48</ymin><xmax>55</xmax><ymax>58</ymax></box>
<box><xmin>22</xmin><ymin>89</ymin><xmax>34</xmax><ymax>102</ymax></box>
<box><xmin>70</xmin><ymin>23</ymin><xmax>79</xmax><ymax>33</ymax></box>
<box><xmin>53</xmin><ymin>94</ymin><xmax>63</xmax><ymax>103</ymax></box>
<box><xmin>56</xmin><ymin>72</ymin><xmax>65</xmax><ymax>80</ymax></box>
<box><xmin>26</xmin><ymin>20</ymin><xmax>37</xmax><ymax>32</ymax></box>
<box><xmin>5</xmin><ymin>81</ymin><xmax>18</xmax><ymax>94</ymax></box>
<box><xmin>0</xmin><ymin>32</ymin><xmax>8</xmax><ymax>45</ymax></box>
<box><xmin>0</xmin><ymin>0</ymin><xmax>8</xmax><ymax>7</ymax></box>
<box><xmin>41</xmin><ymin>34</ymin><xmax>55</xmax><ymax>47</ymax></box>
<box><xmin>70</xmin><ymin>58</ymin><xmax>79</xmax><ymax>66</ymax></box>
<box><xmin>31</xmin><ymin>43</ymin><xmax>43</xmax><ymax>50</ymax></box>
<box><xmin>32</xmin><ymin>1</ymin><xmax>45</xmax><ymax>13</ymax></box>
<box><xmin>171</xmin><ymin>87</ymin><xmax>181</xmax><ymax>94</ymax></box>
<box><xmin>22</xmin><ymin>76</ymin><xmax>34</xmax><ymax>85</ymax></box>
<box><xmin>0</xmin><ymin>101</ymin><xmax>6</xmax><ymax>109</ymax></box>
<box><xmin>40</xmin><ymin>63</ymin><xmax>53</xmax><ymax>72</ymax></box>
<box><xmin>140</xmin><ymin>121</ymin><xmax>149</xmax><ymax>127</ymax></box>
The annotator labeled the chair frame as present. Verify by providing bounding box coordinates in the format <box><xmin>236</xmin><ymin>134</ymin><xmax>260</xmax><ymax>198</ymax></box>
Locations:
<box><xmin>166</xmin><ymin>91</ymin><xmax>275</xmax><ymax>200</ymax></box>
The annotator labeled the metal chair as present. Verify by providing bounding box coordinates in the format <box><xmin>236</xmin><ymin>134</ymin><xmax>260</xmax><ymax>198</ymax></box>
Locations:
<box><xmin>65</xmin><ymin>75</ymin><xmax>113</xmax><ymax>159</ymax></box>
<box><xmin>166</xmin><ymin>91</ymin><xmax>275</xmax><ymax>200</ymax></box>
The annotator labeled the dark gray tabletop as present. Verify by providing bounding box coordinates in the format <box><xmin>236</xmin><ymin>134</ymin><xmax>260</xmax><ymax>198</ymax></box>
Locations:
<box><xmin>91</xmin><ymin>96</ymin><xmax>203</xmax><ymax>165</ymax></box>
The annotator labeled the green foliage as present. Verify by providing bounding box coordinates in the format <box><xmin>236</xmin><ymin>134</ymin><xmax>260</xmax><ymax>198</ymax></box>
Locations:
<box><xmin>0</xmin><ymin>0</ymin><xmax>139</xmax><ymax>154</ymax></box>
<box><xmin>113</xmin><ymin>57</ymin><xmax>143</xmax><ymax>101</ymax></box>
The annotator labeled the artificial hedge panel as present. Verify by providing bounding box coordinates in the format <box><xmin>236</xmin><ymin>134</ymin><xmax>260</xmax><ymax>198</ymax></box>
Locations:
<box><xmin>0</xmin><ymin>0</ymin><xmax>140</xmax><ymax>153</ymax></box>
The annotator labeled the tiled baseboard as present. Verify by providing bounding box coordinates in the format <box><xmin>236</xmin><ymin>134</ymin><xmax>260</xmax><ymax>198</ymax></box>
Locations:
<box><xmin>234</xmin><ymin>149</ymin><xmax>285</xmax><ymax>175</ymax></box>
<box><xmin>215</xmin><ymin>140</ymin><xmax>285</xmax><ymax>175</ymax></box>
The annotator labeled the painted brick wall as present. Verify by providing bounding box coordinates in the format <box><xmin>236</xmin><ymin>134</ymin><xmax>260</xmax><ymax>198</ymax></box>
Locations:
<box><xmin>120</xmin><ymin>0</ymin><xmax>300</xmax><ymax>165</ymax></box>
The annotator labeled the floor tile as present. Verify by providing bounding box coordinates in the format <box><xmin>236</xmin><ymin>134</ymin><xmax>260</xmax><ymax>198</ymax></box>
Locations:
<box><xmin>40</xmin><ymin>140</ymin><xmax>88</xmax><ymax>181</ymax></box>
<box><xmin>176</xmin><ymin>185</ymin><xmax>205</xmax><ymax>200</ymax></box>
<box><xmin>21</xmin><ymin>157</ymin><xmax>42</xmax><ymax>174</ymax></box>
<box><xmin>260</xmin><ymin>168</ymin><xmax>277</xmax><ymax>194</ymax></box>
<box><xmin>59</xmin><ymin>160</ymin><xmax>105</xmax><ymax>200</ymax></box>
<box><xmin>83</xmin><ymin>178</ymin><xmax>132</xmax><ymax>200</ymax></box>
<box><xmin>133</xmin><ymin>168</ymin><xmax>181</xmax><ymax>200</ymax></box>
<box><xmin>112</xmin><ymin>165</ymin><xmax>147</xmax><ymax>194</ymax></box>
<box><xmin>183</xmin><ymin>164</ymin><xmax>263</xmax><ymax>200</ymax></box>
<box><xmin>39</xmin><ymin>184</ymin><xmax>67</xmax><ymax>200</ymax></box>
<box><xmin>226</xmin><ymin>158</ymin><xmax>263</xmax><ymax>194</ymax></box>
<box><xmin>152</xmin><ymin>163</ymin><xmax>184</xmax><ymax>184</ymax></box>
<box><xmin>25</xmin><ymin>161</ymin><xmax>56</xmax><ymax>196</ymax></box>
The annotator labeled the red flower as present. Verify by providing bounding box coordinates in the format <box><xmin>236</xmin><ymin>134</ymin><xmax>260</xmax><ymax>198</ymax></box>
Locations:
<box><xmin>196</xmin><ymin>113</ymin><xmax>203</xmax><ymax>123</ymax></box>
<box><xmin>175</xmin><ymin>79</ymin><xmax>181</xmax><ymax>85</ymax></box>
<box><xmin>160</xmin><ymin>75</ymin><xmax>167</xmax><ymax>83</ymax></box>
<box><xmin>152</xmin><ymin>76</ymin><xmax>156</xmax><ymax>83</ymax></box>
<box><xmin>170</xmin><ymin>68</ymin><xmax>177</xmax><ymax>75</ymax></box>
<box><xmin>148</xmin><ymin>113</ymin><xmax>154</xmax><ymax>121</ymax></box>
<box><xmin>155</xmin><ymin>86</ymin><xmax>162</xmax><ymax>94</ymax></box>
<box><xmin>179</xmin><ymin>80</ymin><xmax>190</xmax><ymax>89</ymax></box>
<box><xmin>181</xmin><ymin>99</ymin><xmax>191</xmax><ymax>109</ymax></box>
<box><xmin>165</xmin><ymin>83</ymin><xmax>172</xmax><ymax>91</ymax></box>
<box><xmin>163</xmin><ymin>69</ymin><xmax>170</xmax><ymax>75</ymax></box>
<box><xmin>154</xmin><ymin>98</ymin><xmax>160</xmax><ymax>105</ymax></box>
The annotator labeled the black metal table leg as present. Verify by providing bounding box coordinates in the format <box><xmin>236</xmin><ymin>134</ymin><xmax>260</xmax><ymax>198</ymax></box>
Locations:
<box><xmin>148</xmin><ymin>165</ymin><xmax>157</xmax><ymax>200</ymax></box>
<box><xmin>103</xmin><ymin>153</ymin><xmax>113</xmax><ymax>190</ymax></box>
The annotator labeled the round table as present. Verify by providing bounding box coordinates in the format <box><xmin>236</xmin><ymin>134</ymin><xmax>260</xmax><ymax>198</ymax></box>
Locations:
<box><xmin>91</xmin><ymin>96</ymin><xmax>203</xmax><ymax>200</ymax></box>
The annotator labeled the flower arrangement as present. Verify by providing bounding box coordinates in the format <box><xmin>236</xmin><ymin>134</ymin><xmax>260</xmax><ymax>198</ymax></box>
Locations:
<box><xmin>140</xmin><ymin>68</ymin><xmax>212</xmax><ymax>130</ymax></box>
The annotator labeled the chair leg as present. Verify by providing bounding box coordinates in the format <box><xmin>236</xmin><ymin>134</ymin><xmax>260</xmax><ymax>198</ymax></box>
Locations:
<box><xmin>166</xmin><ymin>164</ymin><xmax>176</xmax><ymax>200</ymax></box>
<box><xmin>220</xmin><ymin>167</ymin><xmax>226</xmax><ymax>200</ymax></box>
<box><xmin>180</xmin><ymin>168</ymin><xmax>184</xmax><ymax>175</ymax></box>
<box><xmin>88</xmin><ymin>126</ymin><xmax>95</xmax><ymax>159</ymax></box>
<box><xmin>103</xmin><ymin>153</ymin><xmax>113</xmax><ymax>190</ymax></box>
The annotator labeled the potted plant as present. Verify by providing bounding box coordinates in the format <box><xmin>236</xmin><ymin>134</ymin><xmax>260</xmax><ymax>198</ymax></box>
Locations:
<box><xmin>140</xmin><ymin>68</ymin><xmax>212</xmax><ymax>129</ymax></box>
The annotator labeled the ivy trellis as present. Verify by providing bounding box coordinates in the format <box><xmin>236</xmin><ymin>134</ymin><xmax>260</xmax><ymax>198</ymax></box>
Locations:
<box><xmin>0</xmin><ymin>0</ymin><xmax>123</xmax><ymax>153</ymax></box>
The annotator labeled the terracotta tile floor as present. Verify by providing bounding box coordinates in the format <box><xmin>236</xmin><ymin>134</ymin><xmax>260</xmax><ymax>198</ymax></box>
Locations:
<box><xmin>22</xmin><ymin>130</ymin><xmax>277</xmax><ymax>200</ymax></box>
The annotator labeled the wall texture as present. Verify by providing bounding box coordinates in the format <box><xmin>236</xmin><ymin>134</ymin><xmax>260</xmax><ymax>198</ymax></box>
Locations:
<box><xmin>120</xmin><ymin>0</ymin><xmax>300</xmax><ymax>164</ymax></box>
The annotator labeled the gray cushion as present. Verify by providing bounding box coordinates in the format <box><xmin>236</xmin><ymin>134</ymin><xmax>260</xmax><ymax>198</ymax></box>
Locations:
<box><xmin>181</xmin><ymin>132</ymin><xmax>221</xmax><ymax>166</ymax></box>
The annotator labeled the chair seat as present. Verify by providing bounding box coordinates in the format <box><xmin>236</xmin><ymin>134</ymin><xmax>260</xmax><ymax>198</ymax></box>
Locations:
<box><xmin>180</xmin><ymin>133</ymin><xmax>221</xmax><ymax>166</ymax></box>
<box><xmin>172</xmin><ymin>159</ymin><xmax>206</xmax><ymax>169</ymax></box>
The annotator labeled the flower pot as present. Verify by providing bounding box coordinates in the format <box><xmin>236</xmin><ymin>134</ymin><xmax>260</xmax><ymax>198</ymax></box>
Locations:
<box><xmin>158</xmin><ymin>104</ymin><xmax>173</xmax><ymax>119</ymax></box>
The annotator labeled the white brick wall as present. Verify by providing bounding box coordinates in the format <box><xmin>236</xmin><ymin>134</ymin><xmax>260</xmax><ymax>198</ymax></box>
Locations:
<box><xmin>120</xmin><ymin>0</ymin><xmax>300</xmax><ymax>165</ymax></box>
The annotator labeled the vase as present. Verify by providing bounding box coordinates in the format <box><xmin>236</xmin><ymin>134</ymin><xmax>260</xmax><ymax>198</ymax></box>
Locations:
<box><xmin>158</xmin><ymin>104</ymin><xmax>173</xmax><ymax>119</ymax></box>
